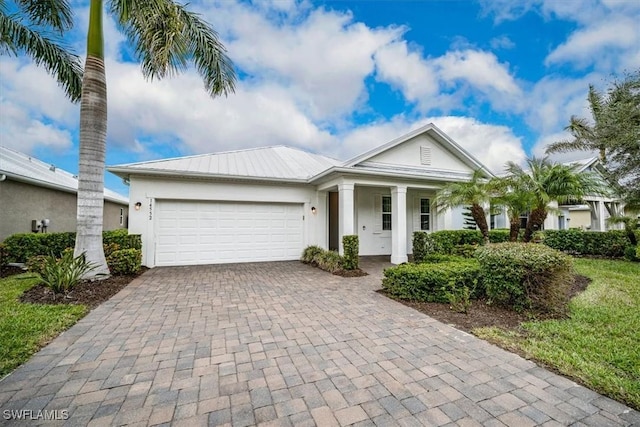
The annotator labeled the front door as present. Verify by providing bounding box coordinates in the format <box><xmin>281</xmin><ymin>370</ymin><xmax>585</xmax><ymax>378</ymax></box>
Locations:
<box><xmin>329</xmin><ymin>192</ymin><xmax>339</xmax><ymax>251</ymax></box>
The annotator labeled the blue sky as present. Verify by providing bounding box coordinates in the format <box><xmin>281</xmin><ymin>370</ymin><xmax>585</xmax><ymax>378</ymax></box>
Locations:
<box><xmin>1</xmin><ymin>0</ymin><xmax>639</xmax><ymax>196</ymax></box>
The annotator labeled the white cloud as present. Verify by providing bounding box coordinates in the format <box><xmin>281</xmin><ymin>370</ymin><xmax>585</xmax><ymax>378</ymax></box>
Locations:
<box><xmin>545</xmin><ymin>16</ymin><xmax>639</xmax><ymax>69</ymax></box>
<box><xmin>490</xmin><ymin>35</ymin><xmax>516</xmax><ymax>50</ymax></box>
<box><xmin>531</xmin><ymin>130</ymin><xmax>599</xmax><ymax>163</ymax></box>
<box><xmin>374</xmin><ymin>42</ymin><xmax>439</xmax><ymax>106</ymax></box>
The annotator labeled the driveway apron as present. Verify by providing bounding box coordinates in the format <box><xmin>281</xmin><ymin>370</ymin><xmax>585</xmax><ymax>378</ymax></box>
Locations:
<box><xmin>1</xmin><ymin>260</ymin><xmax>638</xmax><ymax>426</ymax></box>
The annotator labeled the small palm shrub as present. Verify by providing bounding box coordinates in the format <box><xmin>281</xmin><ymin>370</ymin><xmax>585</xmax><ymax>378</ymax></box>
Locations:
<box><xmin>38</xmin><ymin>251</ymin><xmax>97</xmax><ymax>295</ymax></box>
<box><xmin>301</xmin><ymin>246</ymin><xmax>324</xmax><ymax>264</ymax></box>
<box><xmin>301</xmin><ymin>246</ymin><xmax>343</xmax><ymax>273</ymax></box>
<box><xmin>342</xmin><ymin>235</ymin><xmax>359</xmax><ymax>270</ymax></box>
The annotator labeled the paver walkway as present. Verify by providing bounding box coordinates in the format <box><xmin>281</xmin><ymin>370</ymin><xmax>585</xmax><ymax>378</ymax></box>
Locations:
<box><xmin>1</xmin><ymin>259</ymin><xmax>638</xmax><ymax>426</ymax></box>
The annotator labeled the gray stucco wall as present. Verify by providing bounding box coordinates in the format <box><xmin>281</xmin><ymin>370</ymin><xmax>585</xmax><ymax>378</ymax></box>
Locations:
<box><xmin>0</xmin><ymin>179</ymin><xmax>128</xmax><ymax>241</ymax></box>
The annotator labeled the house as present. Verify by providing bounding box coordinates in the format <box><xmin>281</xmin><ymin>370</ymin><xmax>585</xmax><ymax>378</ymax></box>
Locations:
<box><xmin>0</xmin><ymin>146</ymin><xmax>129</xmax><ymax>241</ymax></box>
<box><xmin>107</xmin><ymin>123</ymin><xmax>493</xmax><ymax>267</ymax></box>
<box><xmin>553</xmin><ymin>157</ymin><xmax>623</xmax><ymax>231</ymax></box>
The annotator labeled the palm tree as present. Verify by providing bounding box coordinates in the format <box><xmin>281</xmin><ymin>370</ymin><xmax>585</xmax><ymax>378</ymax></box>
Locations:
<box><xmin>491</xmin><ymin>176</ymin><xmax>535</xmax><ymax>242</ymax></box>
<box><xmin>436</xmin><ymin>169</ymin><xmax>493</xmax><ymax>243</ymax></box>
<box><xmin>505</xmin><ymin>157</ymin><xmax>603</xmax><ymax>242</ymax></box>
<box><xmin>0</xmin><ymin>0</ymin><xmax>82</xmax><ymax>101</ymax></box>
<box><xmin>75</xmin><ymin>0</ymin><xmax>236</xmax><ymax>277</ymax></box>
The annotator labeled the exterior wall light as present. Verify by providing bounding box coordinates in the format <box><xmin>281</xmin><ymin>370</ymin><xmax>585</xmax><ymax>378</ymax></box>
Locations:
<box><xmin>311</xmin><ymin>206</ymin><xmax>317</xmax><ymax>214</ymax></box>
<box><xmin>134</xmin><ymin>202</ymin><xmax>142</xmax><ymax>211</ymax></box>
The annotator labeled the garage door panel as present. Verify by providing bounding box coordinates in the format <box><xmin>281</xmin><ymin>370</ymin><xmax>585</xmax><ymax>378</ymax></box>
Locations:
<box><xmin>156</xmin><ymin>201</ymin><xmax>304</xmax><ymax>266</ymax></box>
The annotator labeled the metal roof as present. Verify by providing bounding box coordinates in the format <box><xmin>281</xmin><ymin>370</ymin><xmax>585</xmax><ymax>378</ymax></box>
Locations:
<box><xmin>0</xmin><ymin>146</ymin><xmax>128</xmax><ymax>205</ymax></box>
<box><xmin>108</xmin><ymin>146</ymin><xmax>342</xmax><ymax>181</ymax></box>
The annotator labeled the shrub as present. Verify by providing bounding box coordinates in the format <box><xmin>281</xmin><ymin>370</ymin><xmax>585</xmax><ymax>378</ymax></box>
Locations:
<box><xmin>382</xmin><ymin>258</ymin><xmax>481</xmax><ymax>303</ymax></box>
<box><xmin>476</xmin><ymin>243</ymin><xmax>574</xmax><ymax>313</ymax></box>
<box><xmin>342</xmin><ymin>235</ymin><xmax>359</xmax><ymax>270</ymax></box>
<box><xmin>103</xmin><ymin>242</ymin><xmax>121</xmax><ymax>258</ymax></box>
<box><xmin>2</xmin><ymin>230</ymin><xmax>141</xmax><ymax>263</ymax></box>
<box><xmin>412</xmin><ymin>232</ymin><xmax>436</xmax><ymax>263</ymax></box>
<box><xmin>623</xmin><ymin>246</ymin><xmax>638</xmax><ymax>262</ymax></box>
<box><xmin>26</xmin><ymin>255</ymin><xmax>48</xmax><ymax>276</ymax></box>
<box><xmin>488</xmin><ymin>229</ymin><xmax>511</xmax><ymax>243</ymax></box>
<box><xmin>452</xmin><ymin>244</ymin><xmax>479</xmax><ymax>258</ymax></box>
<box><xmin>543</xmin><ymin>229</ymin><xmax>628</xmax><ymax>258</ymax></box>
<box><xmin>0</xmin><ymin>243</ymin><xmax>7</xmax><ymax>270</ymax></box>
<box><xmin>38</xmin><ymin>251</ymin><xmax>97</xmax><ymax>295</ymax></box>
<box><xmin>301</xmin><ymin>246</ymin><xmax>343</xmax><ymax>273</ymax></box>
<box><xmin>637</xmin><ymin>245</ymin><xmax>640</xmax><ymax>260</ymax></box>
<box><xmin>315</xmin><ymin>250</ymin><xmax>343</xmax><ymax>273</ymax></box>
<box><xmin>446</xmin><ymin>285</ymin><xmax>472</xmax><ymax>314</ymax></box>
<box><xmin>107</xmin><ymin>249</ymin><xmax>142</xmax><ymax>275</ymax></box>
<box><xmin>301</xmin><ymin>246</ymin><xmax>324</xmax><ymax>264</ymax></box>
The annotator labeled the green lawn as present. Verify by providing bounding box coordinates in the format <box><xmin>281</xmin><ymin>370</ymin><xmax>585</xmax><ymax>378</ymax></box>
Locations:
<box><xmin>0</xmin><ymin>274</ymin><xmax>87</xmax><ymax>377</ymax></box>
<box><xmin>476</xmin><ymin>258</ymin><xmax>640</xmax><ymax>409</ymax></box>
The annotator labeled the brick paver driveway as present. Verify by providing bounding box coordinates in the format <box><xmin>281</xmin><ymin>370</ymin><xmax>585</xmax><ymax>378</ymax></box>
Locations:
<box><xmin>1</xmin><ymin>259</ymin><xmax>638</xmax><ymax>426</ymax></box>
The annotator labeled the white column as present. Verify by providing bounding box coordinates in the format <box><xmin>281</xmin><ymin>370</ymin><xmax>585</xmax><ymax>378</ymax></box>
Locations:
<box><xmin>598</xmin><ymin>200</ymin><xmax>607</xmax><ymax>231</ymax></box>
<box><xmin>338</xmin><ymin>183</ymin><xmax>355</xmax><ymax>255</ymax></box>
<box><xmin>391</xmin><ymin>186</ymin><xmax>408</xmax><ymax>264</ymax></box>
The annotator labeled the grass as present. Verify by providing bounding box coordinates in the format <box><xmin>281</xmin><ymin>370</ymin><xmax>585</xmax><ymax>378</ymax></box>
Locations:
<box><xmin>0</xmin><ymin>274</ymin><xmax>88</xmax><ymax>377</ymax></box>
<box><xmin>475</xmin><ymin>258</ymin><xmax>640</xmax><ymax>409</ymax></box>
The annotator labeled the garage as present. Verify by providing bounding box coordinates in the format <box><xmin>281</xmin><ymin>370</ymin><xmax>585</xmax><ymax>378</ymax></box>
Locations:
<box><xmin>155</xmin><ymin>200</ymin><xmax>304</xmax><ymax>266</ymax></box>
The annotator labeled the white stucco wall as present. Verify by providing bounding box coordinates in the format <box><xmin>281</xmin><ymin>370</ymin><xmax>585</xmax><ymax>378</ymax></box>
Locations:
<box><xmin>128</xmin><ymin>176</ymin><xmax>324</xmax><ymax>267</ymax></box>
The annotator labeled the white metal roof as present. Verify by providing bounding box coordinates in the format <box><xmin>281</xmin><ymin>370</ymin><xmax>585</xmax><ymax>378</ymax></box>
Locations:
<box><xmin>108</xmin><ymin>146</ymin><xmax>342</xmax><ymax>181</ymax></box>
<box><xmin>0</xmin><ymin>146</ymin><xmax>128</xmax><ymax>205</ymax></box>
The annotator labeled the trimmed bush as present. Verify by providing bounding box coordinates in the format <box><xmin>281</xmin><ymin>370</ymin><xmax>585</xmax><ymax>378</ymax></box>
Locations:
<box><xmin>488</xmin><ymin>229</ymin><xmax>511</xmax><ymax>243</ymax></box>
<box><xmin>623</xmin><ymin>245</ymin><xmax>638</xmax><ymax>262</ymax></box>
<box><xmin>0</xmin><ymin>243</ymin><xmax>7</xmax><ymax>270</ymax></box>
<box><xmin>107</xmin><ymin>249</ymin><xmax>142</xmax><ymax>275</ymax></box>
<box><xmin>412</xmin><ymin>232</ymin><xmax>435</xmax><ymax>263</ymax></box>
<box><xmin>543</xmin><ymin>229</ymin><xmax>629</xmax><ymax>258</ymax></box>
<box><xmin>2</xmin><ymin>230</ymin><xmax>141</xmax><ymax>263</ymax></box>
<box><xmin>26</xmin><ymin>255</ymin><xmax>48</xmax><ymax>276</ymax></box>
<box><xmin>452</xmin><ymin>244</ymin><xmax>479</xmax><ymax>258</ymax></box>
<box><xmin>476</xmin><ymin>243</ymin><xmax>573</xmax><ymax>313</ymax></box>
<box><xmin>342</xmin><ymin>235</ymin><xmax>359</xmax><ymax>270</ymax></box>
<box><xmin>637</xmin><ymin>245</ymin><xmax>640</xmax><ymax>260</ymax></box>
<box><xmin>382</xmin><ymin>257</ymin><xmax>481</xmax><ymax>303</ymax></box>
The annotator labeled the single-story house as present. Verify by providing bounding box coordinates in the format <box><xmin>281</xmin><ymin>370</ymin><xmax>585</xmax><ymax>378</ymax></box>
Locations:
<box><xmin>0</xmin><ymin>146</ymin><xmax>129</xmax><ymax>241</ymax></box>
<box><xmin>108</xmin><ymin>123</ymin><xmax>494</xmax><ymax>267</ymax></box>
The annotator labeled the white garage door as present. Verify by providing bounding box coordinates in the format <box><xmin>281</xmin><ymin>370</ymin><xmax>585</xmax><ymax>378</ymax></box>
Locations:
<box><xmin>156</xmin><ymin>200</ymin><xmax>304</xmax><ymax>266</ymax></box>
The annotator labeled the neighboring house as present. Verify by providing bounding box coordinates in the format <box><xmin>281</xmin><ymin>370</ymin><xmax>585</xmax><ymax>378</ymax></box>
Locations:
<box><xmin>0</xmin><ymin>146</ymin><xmax>129</xmax><ymax>241</ymax></box>
<box><xmin>108</xmin><ymin>124</ymin><xmax>493</xmax><ymax>268</ymax></box>
<box><xmin>553</xmin><ymin>157</ymin><xmax>623</xmax><ymax>232</ymax></box>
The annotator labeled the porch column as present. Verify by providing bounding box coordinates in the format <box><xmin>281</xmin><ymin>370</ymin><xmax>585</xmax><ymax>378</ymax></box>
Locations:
<box><xmin>338</xmin><ymin>183</ymin><xmax>355</xmax><ymax>255</ymax></box>
<box><xmin>598</xmin><ymin>200</ymin><xmax>607</xmax><ymax>231</ymax></box>
<box><xmin>391</xmin><ymin>186</ymin><xmax>408</xmax><ymax>264</ymax></box>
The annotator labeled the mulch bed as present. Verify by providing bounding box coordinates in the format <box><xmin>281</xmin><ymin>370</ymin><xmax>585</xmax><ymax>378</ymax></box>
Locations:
<box><xmin>334</xmin><ymin>268</ymin><xmax>368</xmax><ymax>277</ymax></box>
<box><xmin>19</xmin><ymin>268</ymin><xmax>147</xmax><ymax>309</ymax></box>
<box><xmin>381</xmin><ymin>274</ymin><xmax>591</xmax><ymax>334</ymax></box>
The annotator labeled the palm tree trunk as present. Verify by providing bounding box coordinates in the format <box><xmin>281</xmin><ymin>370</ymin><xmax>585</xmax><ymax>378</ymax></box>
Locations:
<box><xmin>509</xmin><ymin>219</ymin><xmax>520</xmax><ymax>242</ymax></box>
<box><xmin>75</xmin><ymin>0</ymin><xmax>109</xmax><ymax>277</ymax></box>
<box><xmin>471</xmin><ymin>204</ymin><xmax>490</xmax><ymax>244</ymax></box>
<box><xmin>524</xmin><ymin>207</ymin><xmax>547</xmax><ymax>243</ymax></box>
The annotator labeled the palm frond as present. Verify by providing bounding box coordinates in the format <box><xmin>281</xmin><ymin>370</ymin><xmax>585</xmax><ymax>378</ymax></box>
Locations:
<box><xmin>111</xmin><ymin>0</ymin><xmax>236</xmax><ymax>98</ymax></box>
<box><xmin>0</xmin><ymin>12</ymin><xmax>82</xmax><ymax>101</ymax></box>
<box><xmin>16</xmin><ymin>0</ymin><xmax>73</xmax><ymax>32</ymax></box>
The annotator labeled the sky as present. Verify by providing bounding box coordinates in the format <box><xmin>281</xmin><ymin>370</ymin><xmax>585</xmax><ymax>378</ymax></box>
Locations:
<box><xmin>1</xmin><ymin>0</ymin><xmax>639</xmax><ymax>197</ymax></box>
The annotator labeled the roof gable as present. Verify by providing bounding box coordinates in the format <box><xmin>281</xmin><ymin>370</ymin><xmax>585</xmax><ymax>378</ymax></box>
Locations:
<box><xmin>344</xmin><ymin>123</ymin><xmax>493</xmax><ymax>177</ymax></box>
<box><xmin>0</xmin><ymin>146</ymin><xmax>128</xmax><ymax>204</ymax></box>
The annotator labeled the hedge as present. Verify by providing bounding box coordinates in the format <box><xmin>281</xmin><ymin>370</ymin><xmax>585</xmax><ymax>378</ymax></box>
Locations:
<box><xmin>412</xmin><ymin>229</ymin><xmax>512</xmax><ymax>259</ymax></box>
<box><xmin>543</xmin><ymin>229</ymin><xmax>629</xmax><ymax>258</ymax></box>
<box><xmin>107</xmin><ymin>249</ymin><xmax>142</xmax><ymax>275</ymax></box>
<box><xmin>476</xmin><ymin>242</ymin><xmax>573</xmax><ymax>313</ymax></box>
<box><xmin>342</xmin><ymin>235</ymin><xmax>359</xmax><ymax>270</ymax></box>
<box><xmin>3</xmin><ymin>230</ymin><xmax>142</xmax><ymax>263</ymax></box>
<box><xmin>382</xmin><ymin>256</ymin><xmax>481</xmax><ymax>303</ymax></box>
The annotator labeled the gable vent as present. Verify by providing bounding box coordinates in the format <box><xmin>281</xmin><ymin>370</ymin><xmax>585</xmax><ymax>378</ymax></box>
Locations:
<box><xmin>420</xmin><ymin>146</ymin><xmax>432</xmax><ymax>165</ymax></box>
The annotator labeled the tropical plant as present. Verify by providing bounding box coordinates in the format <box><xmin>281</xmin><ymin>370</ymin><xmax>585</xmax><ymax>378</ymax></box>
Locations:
<box><xmin>546</xmin><ymin>72</ymin><xmax>640</xmax><ymax>204</ymax></box>
<box><xmin>38</xmin><ymin>251</ymin><xmax>97</xmax><ymax>296</ymax></box>
<box><xmin>74</xmin><ymin>0</ymin><xmax>236</xmax><ymax>277</ymax></box>
<box><xmin>0</xmin><ymin>0</ymin><xmax>83</xmax><ymax>101</ymax></box>
<box><xmin>504</xmin><ymin>157</ymin><xmax>603</xmax><ymax>242</ymax></box>
<box><xmin>491</xmin><ymin>176</ymin><xmax>536</xmax><ymax>241</ymax></box>
<box><xmin>436</xmin><ymin>169</ymin><xmax>493</xmax><ymax>243</ymax></box>
<box><xmin>607</xmin><ymin>199</ymin><xmax>639</xmax><ymax>246</ymax></box>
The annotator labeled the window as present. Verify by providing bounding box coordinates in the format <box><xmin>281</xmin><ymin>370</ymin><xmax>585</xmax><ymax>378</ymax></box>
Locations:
<box><xmin>382</xmin><ymin>196</ymin><xmax>392</xmax><ymax>230</ymax></box>
<box><xmin>119</xmin><ymin>208</ymin><xmax>124</xmax><ymax>226</ymax></box>
<box><xmin>420</xmin><ymin>198</ymin><xmax>430</xmax><ymax>230</ymax></box>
